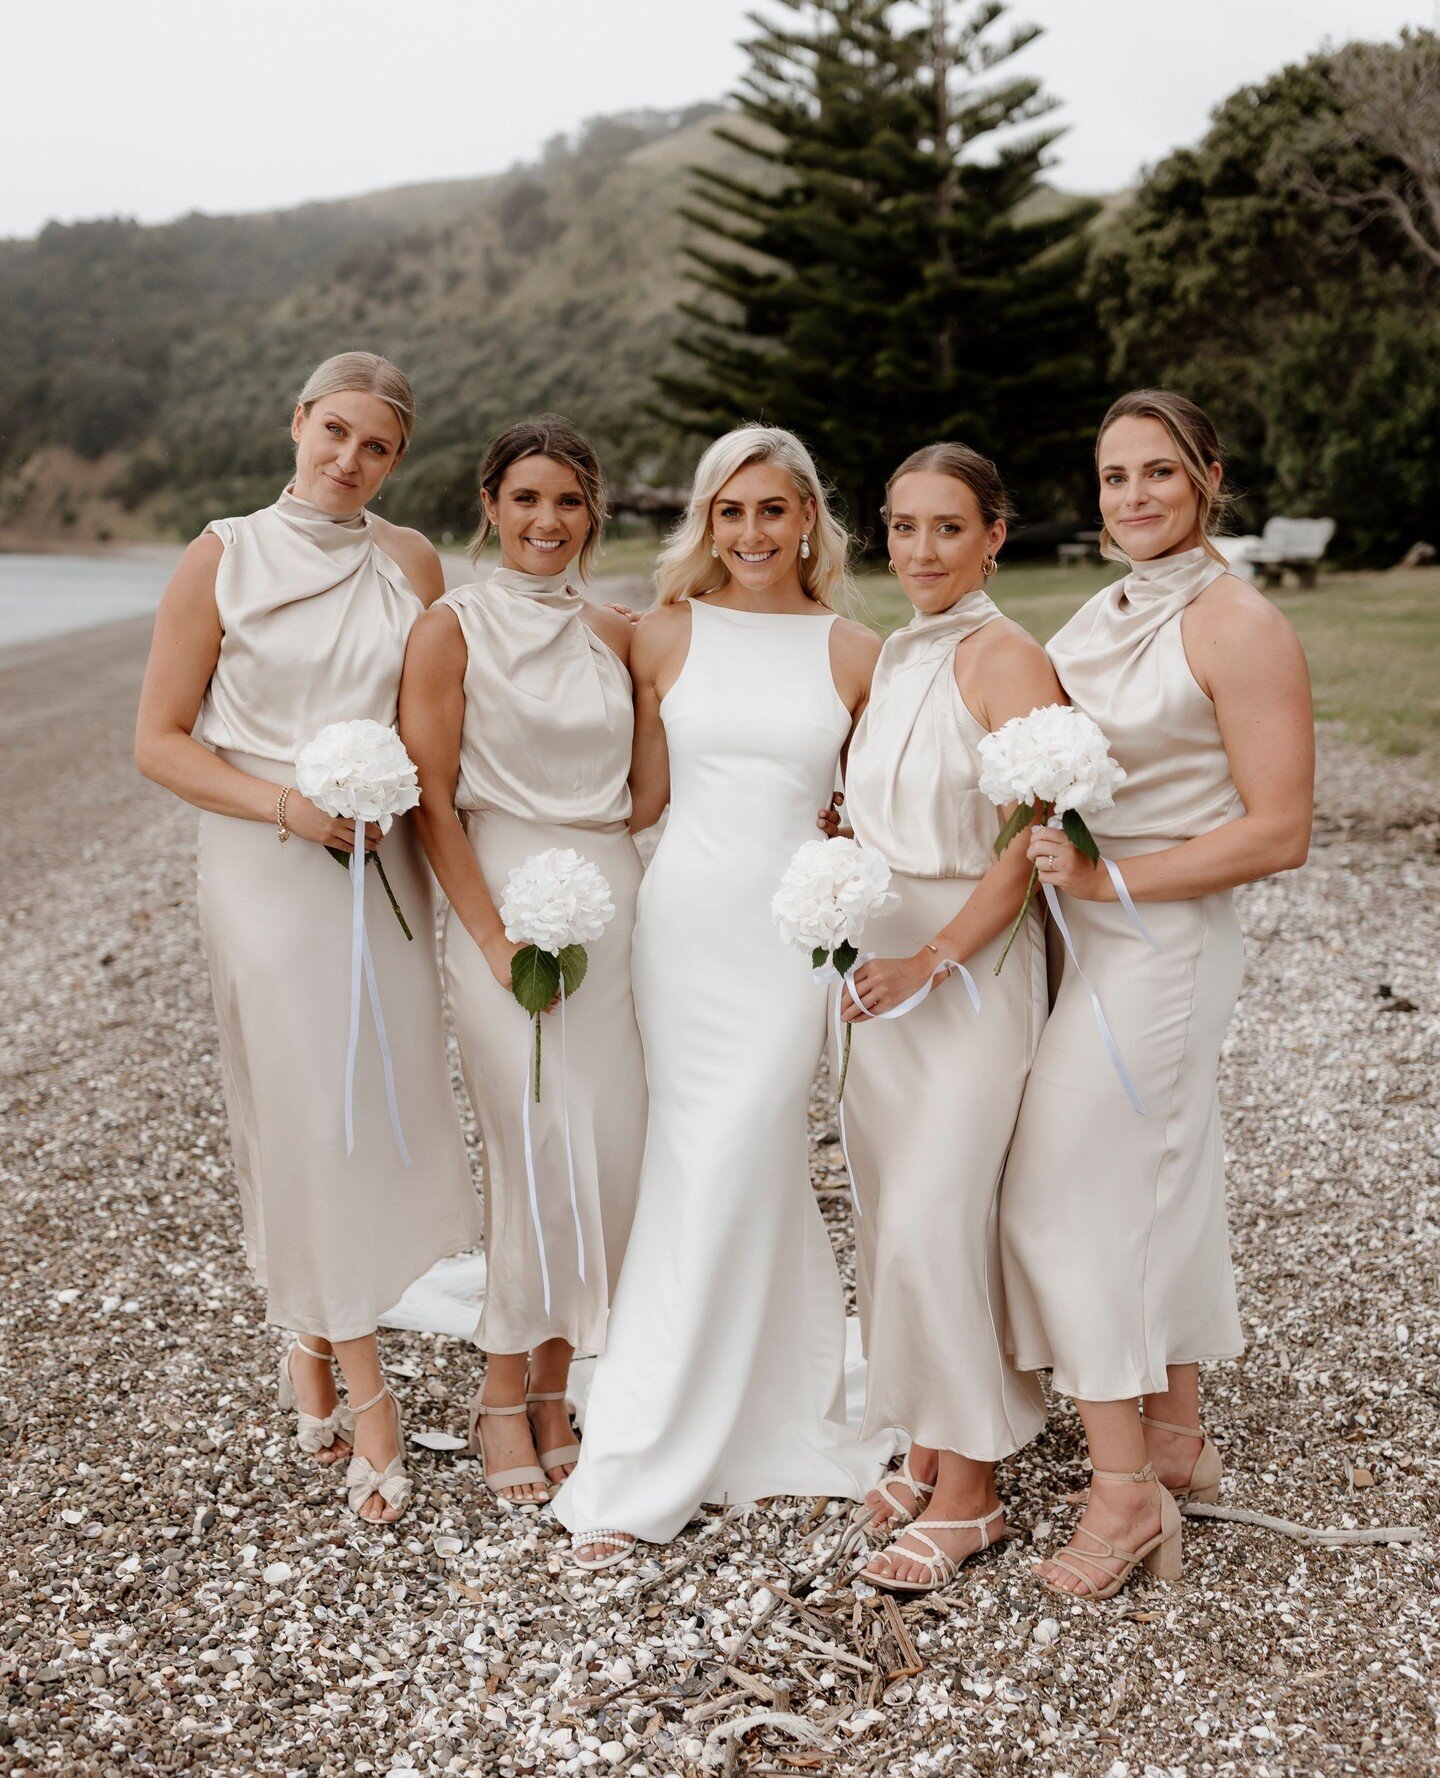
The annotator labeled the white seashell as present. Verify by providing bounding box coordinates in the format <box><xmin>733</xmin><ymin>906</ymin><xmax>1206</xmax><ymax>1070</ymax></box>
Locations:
<box><xmin>1032</xmin><ymin>1617</ymin><xmax>1061</xmax><ymax>1645</ymax></box>
<box><xmin>410</xmin><ymin>1430</ymin><xmax>468</xmax><ymax>1452</ymax></box>
<box><xmin>55</xmin><ymin>1289</ymin><xmax>80</xmax><ymax>1305</ymax></box>
<box><xmin>262</xmin><ymin>1561</ymin><xmax>293</xmax><ymax>1585</ymax></box>
<box><xmin>61</xmin><ymin>1508</ymin><xmax>84</xmax><ymax>1525</ymax></box>
<box><xmin>432</xmin><ymin>1536</ymin><xmax>463</xmax><ymax>1558</ymax></box>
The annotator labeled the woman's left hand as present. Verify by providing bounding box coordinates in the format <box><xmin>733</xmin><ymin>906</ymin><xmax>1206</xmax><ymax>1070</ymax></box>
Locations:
<box><xmin>1026</xmin><ymin>826</ymin><xmax>1109</xmax><ymax>900</ymax></box>
<box><xmin>840</xmin><ymin>951</ymin><xmax>938</xmax><ymax>1022</ymax></box>
<box><xmin>607</xmin><ymin>603</ymin><xmax>643</xmax><ymax>626</ymax></box>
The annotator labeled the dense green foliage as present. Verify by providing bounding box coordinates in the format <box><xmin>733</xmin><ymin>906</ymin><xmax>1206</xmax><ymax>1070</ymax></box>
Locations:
<box><xmin>1091</xmin><ymin>30</ymin><xmax>1440</xmax><ymax>564</ymax></box>
<box><xmin>657</xmin><ymin>0</ymin><xmax>1101</xmax><ymax>544</ymax></box>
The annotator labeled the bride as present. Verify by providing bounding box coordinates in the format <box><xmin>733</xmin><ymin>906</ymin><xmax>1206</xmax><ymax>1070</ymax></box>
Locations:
<box><xmin>551</xmin><ymin>426</ymin><xmax>895</xmax><ymax>1565</ymax></box>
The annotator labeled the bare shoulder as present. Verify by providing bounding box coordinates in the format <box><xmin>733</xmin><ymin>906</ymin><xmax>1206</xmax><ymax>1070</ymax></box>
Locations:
<box><xmin>962</xmin><ymin>613</ymin><xmax>1064</xmax><ymax>724</ymax></box>
<box><xmin>633</xmin><ymin>600</ymin><xmax>691</xmax><ymax>655</ymax></box>
<box><xmin>967</xmin><ymin>612</ymin><xmax>1049</xmax><ymax>671</ymax></box>
<box><xmin>160</xmin><ymin>529</ymin><xmax>225</xmax><ymax>610</ymax></box>
<box><xmin>1188</xmin><ymin>573</ymin><xmax>1303</xmax><ymax>654</ymax></box>
<box><xmin>830</xmin><ymin>614</ymin><xmax>883</xmax><ymax>667</ymax></box>
<box><xmin>373</xmin><ymin>517</ymin><xmax>446</xmax><ymax>605</ymax></box>
<box><xmin>581</xmin><ymin>599</ymin><xmax>633</xmax><ymax>667</ymax></box>
<box><xmin>404</xmin><ymin>599</ymin><xmax>466</xmax><ymax>675</ymax></box>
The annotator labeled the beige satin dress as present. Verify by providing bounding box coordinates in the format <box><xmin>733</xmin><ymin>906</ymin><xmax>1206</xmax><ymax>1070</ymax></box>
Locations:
<box><xmin>439</xmin><ymin>567</ymin><xmax>645</xmax><ymax>1356</ymax></box>
<box><xmin>1001</xmin><ymin>546</ymin><xmax>1247</xmax><ymax>1401</ymax></box>
<box><xmin>842</xmin><ymin>591</ymin><xmax>1048</xmax><ymax>1457</ymax></box>
<box><xmin>194</xmin><ymin>488</ymin><xmax>481</xmax><ymax>1342</ymax></box>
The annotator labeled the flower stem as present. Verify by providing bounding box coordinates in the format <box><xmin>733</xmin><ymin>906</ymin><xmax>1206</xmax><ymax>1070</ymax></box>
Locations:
<box><xmin>994</xmin><ymin>865</ymin><xmax>1039</xmax><ymax>976</ymax></box>
<box><xmin>533</xmin><ymin>1015</ymin><xmax>543</xmax><ymax>1103</ymax></box>
<box><xmin>836</xmin><ymin>1022</ymin><xmax>854</xmax><ymax>1104</ymax></box>
<box><xmin>373</xmin><ymin>856</ymin><xmax>413</xmax><ymax>941</ymax></box>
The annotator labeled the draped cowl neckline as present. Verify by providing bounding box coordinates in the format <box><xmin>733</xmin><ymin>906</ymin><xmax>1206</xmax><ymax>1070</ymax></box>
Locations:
<box><xmin>273</xmin><ymin>484</ymin><xmax>371</xmax><ymax>549</ymax></box>
<box><xmin>1095</xmin><ymin>545</ymin><xmax>1229</xmax><ymax>644</ymax></box>
<box><xmin>485</xmin><ymin>564</ymin><xmax>585</xmax><ymax>610</ymax></box>
<box><xmin>870</xmin><ymin>587</ymin><xmax>1001</xmax><ymax>699</ymax></box>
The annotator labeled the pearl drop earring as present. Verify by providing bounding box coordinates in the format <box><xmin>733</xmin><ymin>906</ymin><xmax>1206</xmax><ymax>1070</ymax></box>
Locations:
<box><xmin>711</xmin><ymin>540</ymin><xmax>720</xmax><ymax>558</ymax></box>
<box><xmin>800</xmin><ymin>534</ymin><xmax>811</xmax><ymax>561</ymax></box>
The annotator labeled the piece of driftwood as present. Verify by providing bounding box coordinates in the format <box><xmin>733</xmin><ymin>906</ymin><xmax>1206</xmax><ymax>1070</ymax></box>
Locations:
<box><xmin>768</xmin><ymin>1620</ymin><xmax>875</xmax><ymax>1673</ymax></box>
<box><xmin>879</xmin><ymin>1594</ymin><xmax>923</xmax><ymax>1681</ymax></box>
<box><xmin>1181</xmin><ymin>1502</ymin><xmax>1425</xmax><ymax>1546</ymax></box>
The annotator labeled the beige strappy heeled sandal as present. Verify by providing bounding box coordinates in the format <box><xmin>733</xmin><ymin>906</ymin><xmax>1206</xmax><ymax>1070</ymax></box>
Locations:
<box><xmin>864</xmin><ymin>1452</ymin><xmax>936</xmax><ymax>1529</ymax></box>
<box><xmin>860</xmin><ymin>1503</ymin><xmax>1006</xmax><ymax>1595</ymax></box>
<box><xmin>1038</xmin><ymin>1463</ymin><xmax>1182</xmax><ymax>1601</ymax></box>
<box><xmin>345</xmin><ymin>1385</ymin><xmax>412</xmax><ymax>1523</ymax></box>
<box><xmin>526</xmin><ymin>1390</ymin><xmax>581</xmax><ymax>1479</ymax></box>
<box><xmin>1141</xmin><ymin>1413</ymin><xmax>1223</xmax><ymax>1503</ymax></box>
<box><xmin>467</xmin><ymin>1394</ymin><xmax>550</xmax><ymax>1505</ymax></box>
<box><xmin>277</xmin><ymin>1339</ymin><xmax>355</xmax><ymax>1458</ymax></box>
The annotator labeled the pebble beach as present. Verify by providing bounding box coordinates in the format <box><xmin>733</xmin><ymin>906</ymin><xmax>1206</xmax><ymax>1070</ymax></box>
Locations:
<box><xmin>2</xmin><ymin>614</ymin><xmax>1437</xmax><ymax>1776</ymax></box>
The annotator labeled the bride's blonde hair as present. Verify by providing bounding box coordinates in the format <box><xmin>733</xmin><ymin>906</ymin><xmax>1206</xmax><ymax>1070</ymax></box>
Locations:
<box><xmin>654</xmin><ymin>425</ymin><xmax>851</xmax><ymax>608</ymax></box>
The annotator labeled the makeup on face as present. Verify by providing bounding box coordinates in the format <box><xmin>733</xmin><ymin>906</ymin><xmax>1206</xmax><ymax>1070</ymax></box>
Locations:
<box><xmin>291</xmin><ymin>392</ymin><xmax>404</xmax><ymax>516</ymax></box>
<box><xmin>1097</xmin><ymin>415</ymin><xmax>1207</xmax><ymax>561</ymax></box>
<box><xmin>887</xmin><ymin>471</ymin><xmax>1001</xmax><ymax>612</ymax></box>
<box><xmin>710</xmin><ymin>462</ymin><xmax>816</xmax><ymax>594</ymax></box>
<box><xmin>488</xmin><ymin>454</ymin><xmax>591</xmax><ymax>576</ymax></box>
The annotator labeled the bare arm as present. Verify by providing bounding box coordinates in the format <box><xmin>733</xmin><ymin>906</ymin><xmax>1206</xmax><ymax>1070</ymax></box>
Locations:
<box><xmin>580</xmin><ymin>599</ymin><xmax>634</xmax><ymax>668</ymax></box>
<box><xmin>134</xmin><ymin>533</ymin><xmax>376</xmax><ymax>852</ymax></box>
<box><xmin>842</xmin><ymin>631</ymin><xmax>1065</xmax><ymax>1019</ymax></box>
<box><xmin>398</xmin><ymin>606</ymin><xmax>520</xmax><ymax>989</ymax></box>
<box><xmin>830</xmin><ymin>618</ymin><xmax>882</xmax><ymax>774</ymax></box>
<box><xmin>628</xmin><ymin>606</ymin><xmax>687</xmax><ymax>833</ymax></box>
<box><xmin>373</xmin><ymin>519</ymin><xmax>448</xmax><ymax>608</ymax></box>
<box><xmin>1034</xmin><ymin>581</ymin><xmax>1314</xmax><ymax>903</ymax></box>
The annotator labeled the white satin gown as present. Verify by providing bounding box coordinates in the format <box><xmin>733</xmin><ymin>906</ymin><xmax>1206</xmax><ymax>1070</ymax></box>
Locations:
<box><xmin>553</xmin><ymin>598</ymin><xmax>894</xmax><ymax>1545</ymax></box>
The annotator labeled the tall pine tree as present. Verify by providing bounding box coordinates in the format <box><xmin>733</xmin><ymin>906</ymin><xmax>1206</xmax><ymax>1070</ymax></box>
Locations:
<box><xmin>655</xmin><ymin>0</ymin><xmax>1100</xmax><ymax>544</ymax></box>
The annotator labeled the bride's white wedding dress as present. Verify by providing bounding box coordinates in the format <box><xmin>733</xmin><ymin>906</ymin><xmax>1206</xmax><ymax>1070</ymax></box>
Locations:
<box><xmin>552</xmin><ymin>597</ymin><xmax>894</xmax><ymax>1545</ymax></box>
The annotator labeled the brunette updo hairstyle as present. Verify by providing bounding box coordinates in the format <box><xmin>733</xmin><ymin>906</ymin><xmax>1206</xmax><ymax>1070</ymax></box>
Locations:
<box><xmin>469</xmin><ymin>414</ymin><xmax>607</xmax><ymax>578</ymax></box>
<box><xmin>1096</xmin><ymin>390</ymin><xmax>1232</xmax><ymax>564</ymax></box>
<box><xmin>295</xmin><ymin>352</ymin><xmax>416</xmax><ymax>452</ymax></box>
<box><xmin>882</xmin><ymin>442</ymin><xmax>1014</xmax><ymax>576</ymax></box>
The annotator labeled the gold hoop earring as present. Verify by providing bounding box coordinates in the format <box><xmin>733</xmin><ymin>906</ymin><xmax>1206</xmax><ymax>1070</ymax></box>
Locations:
<box><xmin>886</xmin><ymin>560</ymin><xmax>898</xmax><ymax>576</ymax></box>
<box><xmin>982</xmin><ymin>554</ymin><xmax>998</xmax><ymax>577</ymax></box>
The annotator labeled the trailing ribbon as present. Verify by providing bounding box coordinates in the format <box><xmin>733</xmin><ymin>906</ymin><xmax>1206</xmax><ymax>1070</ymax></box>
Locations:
<box><xmin>814</xmin><ymin>951</ymin><xmax>982</xmax><ymax>1216</ymax></box>
<box><xmin>344</xmin><ymin>816</ymin><xmax>411</xmax><ymax>1164</ymax></box>
<box><xmin>1038</xmin><ymin>812</ymin><xmax>1154</xmax><ymax>1116</ymax></box>
<box><xmin>518</xmin><ymin>976</ymin><xmax>587</xmax><ymax>1318</ymax></box>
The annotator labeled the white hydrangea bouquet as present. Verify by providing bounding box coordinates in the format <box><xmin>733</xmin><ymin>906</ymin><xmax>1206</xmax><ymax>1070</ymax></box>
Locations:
<box><xmin>499</xmin><ymin>848</ymin><xmax>615</xmax><ymax>1099</ymax></box>
<box><xmin>977</xmin><ymin>704</ymin><xmax>1126</xmax><ymax>974</ymax></box>
<box><xmin>295</xmin><ymin>718</ymin><xmax>419</xmax><ymax>939</ymax></box>
<box><xmin>772</xmin><ymin>837</ymin><xmax>898</xmax><ymax>1100</ymax></box>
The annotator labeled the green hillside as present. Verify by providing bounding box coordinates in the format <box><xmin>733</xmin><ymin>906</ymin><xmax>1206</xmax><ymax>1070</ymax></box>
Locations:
<box><xmin>0</xmin><ymin>105</ymin><xmax>742</xmax><ymax>543</ymax></box>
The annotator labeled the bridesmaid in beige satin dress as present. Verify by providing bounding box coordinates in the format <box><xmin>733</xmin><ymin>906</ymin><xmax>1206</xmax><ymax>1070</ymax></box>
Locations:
<box><xmin>401</xmin><ymin>417</ymin><xmax>644</xmax><ymax>1507</ymax></box>
<box><xmin>817</xmin><ymin>444</ymin><xmax>1060</xmax><ymax>1593</ymax></box>
<box><xmin>1000</xmin><ymin>390</ymin><xmax>1313</xmax><ymax>1600</ymax></box>
<box><xmin>136</xmin><ymin>352</ymin><xmax>482</xmax><ymax>1525</ymax></box>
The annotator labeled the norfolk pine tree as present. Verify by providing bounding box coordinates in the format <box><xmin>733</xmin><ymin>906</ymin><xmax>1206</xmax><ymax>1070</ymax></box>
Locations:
<box><xmin>655</xmin><ymin>0</ymin><xmax>1101</xmax><ymax>545</ymax></box>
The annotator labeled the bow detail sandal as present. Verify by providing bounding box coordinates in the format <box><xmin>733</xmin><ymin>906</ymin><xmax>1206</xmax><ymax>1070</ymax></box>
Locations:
<box><xmin>1141</xmin><ymin>1413</ymin><xmax>1223</xmax><ymax>1504</ymax></box>
<box><xmin>860</xmin><ymin>1503</ymin><xmax>1007</xmax><ymax>1595</ymax></box>
<box><xmin>571</xmin><ymin>1530</ymin><xmax>636</xmax><ymax>1572</ymax></box>
<box><xmin>1038</xmin><ymin>1463</ymin><xmax>1182</xmax><ymax>1601</ymax></box>
<box><xmin>345</xmin><ymin>1385</ymin><xmax>412</xmax><ymax>1523</ymax></box>
<box><xmin>863</xmin><ymin>1451</ymin><xmax>936</xmax><ymax>1530</ymax></box>
<box><xmin>526</xmin><ymin>1389</ymin><xmax>581</xmax><ymax>1482</ymax></box>
<box><xmin>467</xmin><ymin>1393</ymin><xmax>550</xmax><ymax>1506</ymax></box>
<box><xmin>277</xmin><ymin>1339</ymin><xmax>355</xmax><ymax>1461</ymax></box>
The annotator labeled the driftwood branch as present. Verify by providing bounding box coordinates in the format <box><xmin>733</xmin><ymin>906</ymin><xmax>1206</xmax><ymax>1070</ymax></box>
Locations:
<box><xmin>1182</xmin><ymin>1501</ymin><xmax>1425</xmax><ymax>1546</ymax></box>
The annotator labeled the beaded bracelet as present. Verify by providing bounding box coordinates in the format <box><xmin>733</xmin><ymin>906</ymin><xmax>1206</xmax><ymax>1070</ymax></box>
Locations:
<box><xmin>276</xmin><ymin>786</ymin><xmax>291</xmax><ymax>844</ymax></box>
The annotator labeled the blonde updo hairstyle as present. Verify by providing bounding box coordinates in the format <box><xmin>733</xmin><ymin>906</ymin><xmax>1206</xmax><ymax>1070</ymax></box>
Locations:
<box><xmin>1097</xmin><ymin>389</ymin><xmax>1232</xmax><ymax>565</ymax></box>
<box><xmin>295</xmin><ymin>351</ymin><xmax>417</xmax><ymax>454</ymax></box>
<box><xmin>883</xmin><ymin>441</ymin><xmax>1015</xmax><ymax>575</ymax></box>
<box><xmin>655</xmin><ymin>425</ymin><xmax>851</xmax><ymax>609</ymax></box>
<box><xmin>468</xmin><ymin>414</ymin><xmax>608</xmax><ymax>579</ymax></box>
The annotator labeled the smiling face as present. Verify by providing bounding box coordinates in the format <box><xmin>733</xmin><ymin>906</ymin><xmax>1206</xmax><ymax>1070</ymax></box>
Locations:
<box><xmin>483</xmin><ymin>453</ymin><xmax>591</xmax><ymax>576</ymax></box>
<box><xmin>886</xmin><ymin>471</ymin><xmax>1005</xmax><ymax>615</ymax></box>
<box><xmin>1097</xmin><ymin>414</ymin><xmax>1220</xmax><ymax>561</ymax></box>
<box><xmin>709</xmin><ymin>461</ymin><xmax>817</xmax><ymax>597</ymax></box>
<box><xmin>290</xmin><ymin>390</ymin><xmax>406</xmax><ymax>516</ymax></box>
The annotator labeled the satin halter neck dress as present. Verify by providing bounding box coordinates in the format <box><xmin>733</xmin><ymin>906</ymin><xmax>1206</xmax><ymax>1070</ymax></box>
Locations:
<box><xmin>842</xmin><ymin>590</ymin><xmax>1048</xmax><ymax>1458</ymax></box>
<box><xmin>437</xmin><ymin>567</ymin><xmax>645</xmax><ymax>1356</ymax></box>
<box><xmin>553</xmin><ymin>598</ymin><xmax>894</xmax><ymax>1546</ymax></box>
<box><xmin>194</xmin><ymin>488</ymin><xmax>480</xmax><ymax>1342</ymax></box>
<box><xmin>1000</xmin><ymin>547</ymin><xmax>1247</xmax><ymax>1400</ymax></box>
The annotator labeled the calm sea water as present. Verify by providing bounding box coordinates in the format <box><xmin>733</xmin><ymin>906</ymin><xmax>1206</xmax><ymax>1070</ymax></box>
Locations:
<box><xmin>0</xmin><ymin>549</ymin><xmax>181</xmax><ymax>650</ymax></box>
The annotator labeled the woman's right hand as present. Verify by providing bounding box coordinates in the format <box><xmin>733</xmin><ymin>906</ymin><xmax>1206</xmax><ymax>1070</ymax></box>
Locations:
<box><xmin>481</xmin><ymin>934</ymin><xmax>523</xmax><ymax>992</ymax></box>
<box><xmin>283</xmin><ymin>791</ymin><xmax>383</xmax><ymax>854</ymax></box>
<box><xmin>816</xmin><ymin>792</ymin><xmax>853</xmax><ymax>840</ymax></box>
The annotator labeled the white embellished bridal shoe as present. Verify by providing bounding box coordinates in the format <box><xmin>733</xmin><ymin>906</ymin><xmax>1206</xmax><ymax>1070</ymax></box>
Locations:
<box><xmin>570</xmin><ymin>1530</ymin><xmax>636</xmax><ymax>1572</ymax></box>
<box><xmin>277</xmin><ymin>1339</ymin><xmax>354</xmax><ymax>1460</ymax></box>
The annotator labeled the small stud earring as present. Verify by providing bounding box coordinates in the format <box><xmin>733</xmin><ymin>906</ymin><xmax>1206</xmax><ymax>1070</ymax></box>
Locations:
<box><xmin>711</xmin><ymin>540</ymin><xmax>720</xmax><ymax>559</ymax></box>
<box><xmin>800</xmin><ymin>534</ymin><xmax>811</xmax><ymax>561</ymax></box>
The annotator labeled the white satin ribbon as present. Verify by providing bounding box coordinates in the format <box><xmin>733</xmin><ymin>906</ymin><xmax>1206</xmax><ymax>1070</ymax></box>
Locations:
<box><xmin>814</xmin><ymin>950</ymin><xmax>982</xmax><ymax>1216</ymax></box>
<box><xmin>1041</xmin><ymin>815</ymin><xmax>1151</xmax><ymax>1116</ymax></box>
<box><xmin>518</xmin><ymin>976</ymin><xmax>587</xmax><ymax>1319</ymax></box>
<box><xmin>344</xmin><ymin>816</ymin><xmax>411</xmax><ymax>1163</ymax></box>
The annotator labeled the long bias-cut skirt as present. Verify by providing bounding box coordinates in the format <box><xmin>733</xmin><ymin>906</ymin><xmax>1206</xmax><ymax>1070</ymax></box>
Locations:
<box><xmin>444</xmin><ymin>811</ymin><xmax>645</xmax><ymax>1356</ymax></box>
<box><xmin>841</xmin><ymin>874</ymin><xmax>1049</xmax><ymax>1458</ymax></box>
<box><xmin>1000</xmin><ymin>880</ymin><xmax>1246</xmax><ymax>1402</ymax></box>
<box><xmin>196</xmin><ymin>751</ymin><xmax>481</xmax><ymax>1342</ymax></box>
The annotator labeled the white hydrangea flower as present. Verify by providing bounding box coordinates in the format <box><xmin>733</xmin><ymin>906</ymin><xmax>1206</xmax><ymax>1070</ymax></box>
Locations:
<box><xmin>500</xmin><ymin>848</ymin><xmax>615</xmax><ymax>955</ymax></box>
<box><xmin>977</xmin><ymin>705</ymin><xmax>1126</xmax><ymax>818</ymax></box>
<box><xmin>772</xmin><ymin>838</ymin><xmax>898</xmax><ymax>954</ymax></box>
<box><xmin>294</xmin><ymin>719</ymin><xmax>420</xmax><ymax>832</ymax></box>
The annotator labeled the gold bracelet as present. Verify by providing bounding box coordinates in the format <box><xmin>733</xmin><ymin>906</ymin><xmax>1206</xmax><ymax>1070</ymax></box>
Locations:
<box><xmin>276</xmin><ymin>786</ymin><xmax>291</xmax><ymax>844</ymax></box>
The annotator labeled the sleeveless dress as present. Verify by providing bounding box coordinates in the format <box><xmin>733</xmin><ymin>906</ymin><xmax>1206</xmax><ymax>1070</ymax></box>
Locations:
<box><xmin>437</xmin><ymin>567</ymin><xmax>645</xmax><ymax>1356</ymax></box>
<box><xmin>194</xmin><ymin>488</ymin><xmax>481</xmax><ymax>1342</ymax></box>
<box><xmin>552</xmin><ymin>599</ymin><xmax>894</xmax><ymax>1544</ymax></box>
<box><xmin>842</xmin><ymin>590</ymin><xmax>1048</xmax><ymax>1457</ymax></box>
<box><xmin>1000</xmin><ymin>547</ymin><xmax>1246</xmax><ymax>1401</ymax></box>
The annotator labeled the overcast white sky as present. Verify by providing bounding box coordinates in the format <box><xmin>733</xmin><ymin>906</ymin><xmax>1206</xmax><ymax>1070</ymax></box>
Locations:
<box><xmin>2</xmin><ymin>0</ymin><xmax>1434</xmax><ymax>240</ymax></box>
